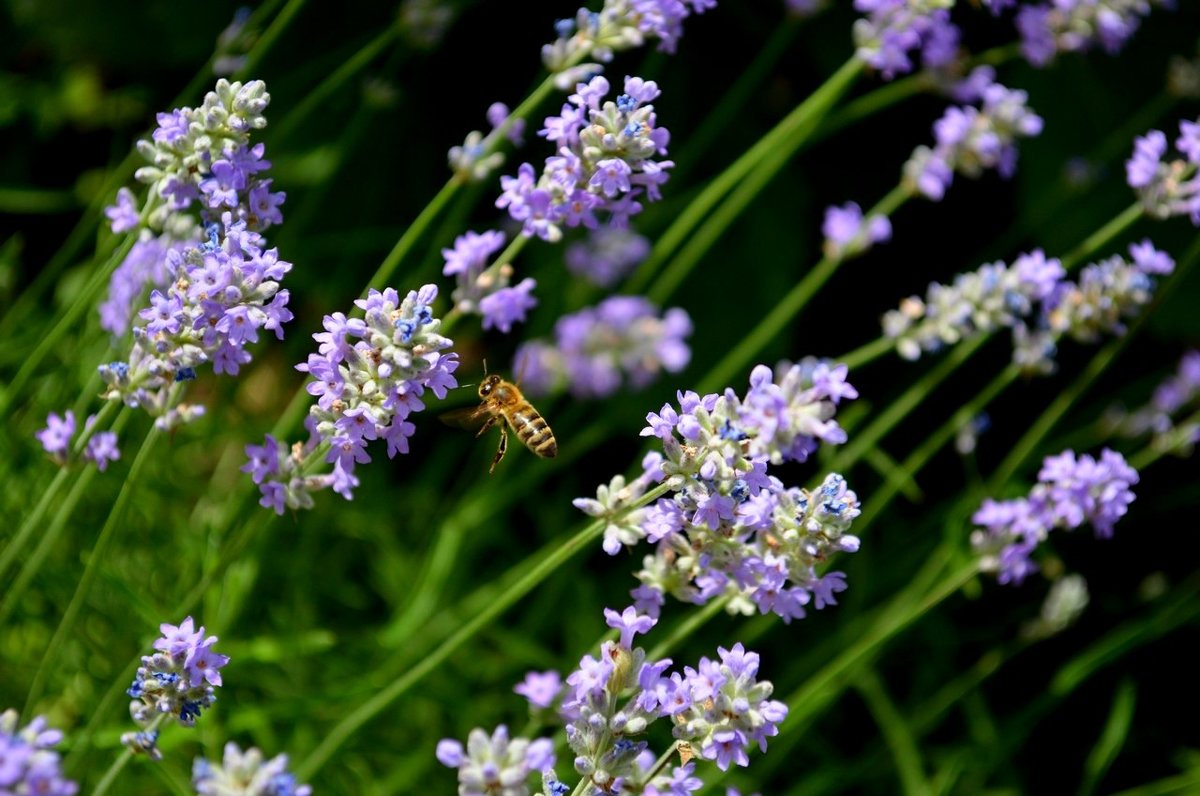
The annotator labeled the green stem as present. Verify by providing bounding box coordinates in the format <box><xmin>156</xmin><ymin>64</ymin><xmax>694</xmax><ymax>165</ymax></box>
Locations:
<box><xmin>698</xmin><ymin>186</ymin><xmax>910</xmax><ymax>394</ymax></box>
<box><xmin>233</xmin><ymin>0</ymin><xmax>307</xmax><ymax>81</ymax></box>
<box><xmin>627</xmin><ymin>56</ymin><xmax>864</xmax><ymax>298</ymax></box>
<box><xmin>783</xmin><ymin>557</ymin><xmax>979</xmax><ymax>735</ymax></box>
<box><xmin>0</xmin><ymin>468</ymin><xmax>72</xmax><ymax>585</ymax></box>
<box><xmin>839</xmin><ymin>335</ymin><xmax>897</xmax><ymax>371</ymax></box>
<box><xmin>1</xmin><ymin>409</ymin><xmax>134</xmax><ymax>625</ymax></box>
<box><xmin>23</xmin><ymin>425</ymin><xmax>162</xmax><ymax>715</ymax></box>
<box><xmin>828</xmin><ymin>334</ymin><xmax>988</xmax><ymax>475</ymax></box>
<box><xmin>1061</xmin><ymin>203</ymin><xmax>1143</xmax><ymax>270</ymax></box>
<box><xmin>90</xmin><ymin>713</ymin><xmax>167</xmax><ymax>796</ymax></box>
<box><xmin>269</xmin><ymin>24</ymin><xmax>395</xmax><ymax>142</ymax></box>
<box><xmin>295</xmin><ymin>481</ymin><xmax>675</xmax><ymax>780</ymax></box>
<box><xmin>855</xmin><ymin>668</ymin><xmax>930</xmax><ymax>796</ymax></box>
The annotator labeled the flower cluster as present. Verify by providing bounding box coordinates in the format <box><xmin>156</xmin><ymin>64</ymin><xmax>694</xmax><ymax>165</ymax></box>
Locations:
<box><xmin>122</xmin><ymin>617</ymin><xmax>230</xmax><ymax>760</ymax></box>
<box><xmin>436</xmin><ymin>725</ymin><xmax>555</xmax><ymax>796</ymax></box>
<box><xmin>565</xmin><ymin>226</ymin><xmax>651</xmax><ymax>287</ymax></box>
<box><xmin>883</xmin><ymin>241</ymin><xmax>1175</xmax><ymax>374</ymax></box>
<box><xmin>100</xmin><ymin>234</ymin><xmax>191</xmax><ymax>336</ymax></box>
<box><xmin>576</xmin><ymin>361</ymin><xmax>860</xmax><ymax>622</ymax></box>
<box><xmin>542</xmin><ymin>0</ymin><xmax>715</xmax><ymax>86</ymax></box>
<box><xmin>566</xmin><ymin>609</ymin><xmax>785</xmax><ymax>785</ymax></box>
<box><xmin>122</xmin><ymin>79</ymin><xmax>283</xmax><ymax>234</ymax></box>
<box><xmin>1106</xmin><ymin>349</ymin><xmax>1200</xmax><ymax>454</ymax></box>
<box><xmin>193</xmin><ymin>742</ymin><xmax>312</xmax><ymax>796</ymax></box>
<box><xmin>904</xmin><ymin>77</ymin><xmax>1044</xmax><ymax>201</ymax></box>
<box><xmin>448</xmin><ymin>102</ymin><xmax>527</xmax><ymax>182</ymax></box>
<box><xmin>1017</xmin><ymin>0</ymin><xmax>1168</xmax><ymax>67</ymax></box>
<box><xmin>244</xmin><ymin>285</ymin><xmax>458</xmax><ymax>513</ymax></box>
<box><xmin>822</xmin><ymin>201</ymin><xmax>892</xmax><ymax>260</ymax></box>
<box><xmin>1126</xmin><ymin>116</ymin><xmax>1200</xmax><ymax>224</ymax></box>
<box><xmin>883</xmin><ymin>249</ymin><xmax>1065</xmax><ymax>360</ymax></box>
<box><xmin>34</xmin><ymin>410</ymin><xmax>121</xmax><ymax>471</ymax></box>
<box><xmin>97</xmin><ymin>215</ymin><xmax>293</xmax><ymax>429</ymax></box>
<box><xmin>463</xmin><ymin>608</ymin><xmax>786</xmax><ymax>795</ymax></box>
<box><xmin>497</xmin><ymin>75</ymin><xmax>672</xmax><ymax>243</ymax></box>
<box><xmin>971</xmin><ymin>449</ymin><xmax>1139</xmax><ymax>585</ymax></box>
<box><xmin>441</xmin><ymin>230</ymin><xmax>538</xmax><ymax>334</ymax></box>
<box><xmin>514</xmin><ymin>296</ymin><xmax>691</xmax><ymax>399</ymax></box>
<box><xmin>0</xmin><ymin>709</ymin><xmax>78</xmax><ymax>795</ymax></box>
<box><xmin>852</xmin><ymin>0</ymin><xmax>959</xmax><ymax>81</ymax></box>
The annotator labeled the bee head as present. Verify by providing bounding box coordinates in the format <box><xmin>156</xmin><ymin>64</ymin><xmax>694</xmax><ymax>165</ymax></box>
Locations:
<box><xmin>478</xmin><ymin>374</ymin><xmax>502</xmax><ymax>398</ymax></box>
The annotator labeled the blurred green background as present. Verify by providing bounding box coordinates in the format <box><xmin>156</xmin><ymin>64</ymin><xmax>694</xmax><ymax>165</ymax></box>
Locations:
<box><xmin>2</xmin><ymin>1</ymin><xmax>1200</xmax><ymax>793</ymax></box>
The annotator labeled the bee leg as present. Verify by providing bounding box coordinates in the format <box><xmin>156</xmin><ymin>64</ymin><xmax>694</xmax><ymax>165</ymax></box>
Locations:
<box><xmin>489</xmin><ymin>423</ymin><xmax>508</xmax><ymax>474</ymax></box>
<box><xmin>475</xmin><ymin>415</ymin><xmax>497</xmax><ymax>438</ymax></box>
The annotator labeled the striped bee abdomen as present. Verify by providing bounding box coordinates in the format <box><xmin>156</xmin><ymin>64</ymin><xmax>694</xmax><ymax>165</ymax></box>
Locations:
<box><xmin>510</xmin><ymin>406</ymin><xmax>558</xmax><ymax>458</ymax></box>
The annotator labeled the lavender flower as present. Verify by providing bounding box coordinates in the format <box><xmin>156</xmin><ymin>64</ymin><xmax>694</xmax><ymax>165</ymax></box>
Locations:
<box><xmin>852</xmin><ymin>0</ymin><xmax>960</xmax><ymax>81</ymax></box>
<box><xmin>1017</xmin><ymin>0</ymin><xmax>1169</xmax><ymax>67</ymax></box>
<box><xmin>972</xmin><ymin>449</ymin><xmax>1138</xmax><ymax>584</ymax></box>
<box><xmin>123</xmin><ymin>79</ymin><xmax>284</xmax><ymax>234</ymax></box>
<box><xmin>542</xmin><ymin>0</ymin><xmax>715</xmax><ymax>86</ymax></box>
<box><xmin>0</xmin><ymin>709</ymin><xmax>78</xmax><ymax>795</ymax></box>
<box><xmin>34</xmin><ymin>411</ymin><xmax>123</xmax><ymax>470</ymax></box>
<box><xmin>1107</xmin><ymin>349</ymin><xmax>1200</xmax><ymax>454</ymax></box>
<box><xmin>497</xmin><ymin>75</ymin><xmax>673</xmax><ymax>242</ymax></box>
<box><xmin>883</xmin><ymin>241</ymin><xmax>1174</xmax><ymax>375</ymax></box>
<box><xmin>557</xmin><ymin>607</ymin><xmax>786</xmax><ymax>789</ymax></box>
<box><xmin>192</xmin><ymin>742</ymin><xmax>312</xmax><ymax>796</ymax></box>
<box><xmin>98</xmin><ymin>215</ymin><xmax>293</xmax><ymax>429</ymax></box>
<box><xmin>436</xmin><ymin>725</ymin><xmax>555</xmax><ymax>796</ymax></box>
<box><xmin>1126</xmin><ymin>117</ymin><xmax>1200</xmax><ymax>224</ymax></box>
<box><xmin>99</xmin><ymin>233</ymin><xmax>193</xmax><ymax>336</ymax></box>
<box><xmin>904</xmin><ymin>77</ymin><xmax>1044</xmax><ymax>201</ymax></box>
<box><xmin>105</xmin><ymin>187</ymin><xmax>139</xmax><ymax>233</ymax></box>
<box><xmin>565</xmin><ymin>226</ymin><xmax>651</xmax><ymax>286</ymax></box>
<box><xmin>514</xmin><ymin>296</ymin><xmax>691</xmax><ymax>398</ymax></box>
<box><xmin>448</xmin><ymin>103</ymin><xmax>526</xmax><ymax>182</ymax></box>
<box><xmin>575</xmin><ymin>361</ymin><xmax>860</xmax><ymax>621</ymax></box>
<box><xmin>246</xmin><ymin>285</ymin><xmax>458</xmax><ymax>513</ymax></box>
<box><xmin>882</xmin><ymin>249</ymin><xmax>1065</xmax><ymax>360</ymax></box>
<box><xmin>35</xmin><ymin>411</ymin><xmax>76</xmax><ymax>461</ymax></box>
<box><xmin>822</xmin><ymin>201</ymin><xmax>892</xmax><ymax>260</ymax></box>
<box><xmin>122</xmin><ymin>617</ymin><xmax>230</xmax><ymax>759</ymax></box>
<box><xmin>515</xmin><ymin>670</ymin><xmax>564</xmax><ymax>710</ymax></box>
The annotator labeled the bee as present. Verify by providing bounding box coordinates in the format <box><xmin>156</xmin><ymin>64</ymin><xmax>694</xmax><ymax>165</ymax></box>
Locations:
<box><xmin>445</xmin><ymin>374</ymin><xmax>557</xmax><ymax>473</ymax></box>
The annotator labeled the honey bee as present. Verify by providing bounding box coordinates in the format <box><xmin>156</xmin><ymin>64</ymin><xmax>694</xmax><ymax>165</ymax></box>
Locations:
<box><xmin>445</xmin><ymin>374</ymin><xmax>557</xmax><ymax>473</ymax></box>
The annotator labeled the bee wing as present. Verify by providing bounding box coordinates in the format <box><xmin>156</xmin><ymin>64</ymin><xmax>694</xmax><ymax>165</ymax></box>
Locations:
<box><xmin>439</xmin><ymin>404</ymin><xmax>491</xmax><ymax>431</ymax></box>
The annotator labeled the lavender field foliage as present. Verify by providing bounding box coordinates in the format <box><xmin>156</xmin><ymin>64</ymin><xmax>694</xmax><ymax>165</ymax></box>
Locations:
<box><xmin>2</xmin><ymin>1</ymin><xmax>1200</xmax><ymax>793</ymax></box>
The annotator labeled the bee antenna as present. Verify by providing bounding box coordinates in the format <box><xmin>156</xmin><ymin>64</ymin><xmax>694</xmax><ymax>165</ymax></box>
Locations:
<box><xmin>482</xmin><ymin>358</ymin><xmax>489</xmax><ymax>375</ymax></box>
<box><xmin>459</xmin><ymin>382</ymin><xmax>476</xmax><ymax>390</ymax></box>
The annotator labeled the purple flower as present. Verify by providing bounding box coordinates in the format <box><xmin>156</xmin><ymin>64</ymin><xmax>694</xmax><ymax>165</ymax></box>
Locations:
<box><xmin>124</xmin><ymin>617</ymin><xmax>230</xmax><ymax>758</ymax></box>
<box><xmin>905</xmin><ymin>81</ymin><xmax>1043</xmax><ymax>201</ymax></box>
<box><xmin>0</xmin><ymin>711</ymin><xmax>77</xmax><ymax>796</ymax></box>
<box><xmin>84</xmin><ymin>430</ymin><xmax>121</xmax><ymax>472</ymax></box>
<box><xmin>565</xmin><ymin>226</ymin><xmax>650</xmax><ymax>286</ymax></box>
<box><xmin>252</xmin><ymin>285</ymin><xmax>457</xmax><ymax>513</ymax></box>
<box><xmin>498</xmin><ymin>75</ymin><xmax>673</xmax><ymax>242</ymax></box>
<box><xmin>514</xmin><ymin>296</ymin><xmax>691</xmax><ymax>398</ymax></box>
<box><xmin>1017</xmin><ymin>0</ymin><xmax>1166</xmax><ymax>67</ymax></box>
<box><xmin>1126</xmin><ymin>120</ymin><xmax>1200</xmax><ymax>223</ymax></box>
<box><xmin>852</xmin><ymin>0</ymin><xmax>961</xmax><ymax>80</ymax></box>
<box><xmin>193</xmin><ymin>742</ymin><xmax>312</xmax><ymax>796</ymax></box>
<box><xmin>437</xmin><ymin>726</ymin><xmax>555</xmax><ymax>794</ymax></box>
<box><xmin>100</xmin><ymin>215</ymin><xmax>294</xmax><ymax>429</ymax></box>
<box><xmin>972</xmin><ymin>448</ymin><xmax>1138</xmax><ymax>584</ymax></box>
<box><xmin>822</xmin><ymin>201</ymin><xmax>891</xmax><ymax>260</ymax></box>
<box><xmin>35</xmin><ymin>411</ymin><xmax>76</xmax><ymax>460</ymax></box>
<box><xmin>104</xmin><ymin>187</ymin><xmax>139</xmax><ymax>233</ymax></box>
<box><xmin>514</xmin><ymin>670</ymin><xmax>563</xmax><ymax>710</ymax></box>
<box><xmin>604</xmin><ymin>606</ymin><xmax>656</xmax><ymax>649</ymax></box>
<box><xmin>479</xmin><ymin>278</ymin><xmax>538</xmax><ymax>333</ymax></box>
